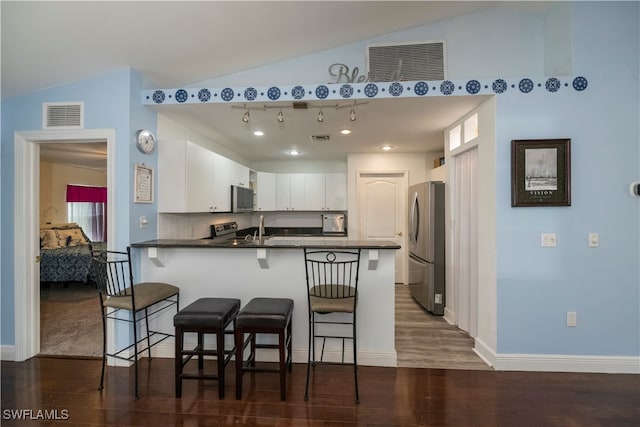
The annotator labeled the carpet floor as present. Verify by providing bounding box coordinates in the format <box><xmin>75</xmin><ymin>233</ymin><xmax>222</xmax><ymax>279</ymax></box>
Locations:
<box><xmin>40</xmin><ymin>281</ymin><xmax>102</xmax><ymax>358</ymax></box>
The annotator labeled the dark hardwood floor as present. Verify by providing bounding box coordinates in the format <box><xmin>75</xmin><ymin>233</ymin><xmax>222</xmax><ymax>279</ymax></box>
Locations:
<box><xmin>1</xmin><ymin>357</ymin><xmax>638</xmax><ymax>426</ymax></box>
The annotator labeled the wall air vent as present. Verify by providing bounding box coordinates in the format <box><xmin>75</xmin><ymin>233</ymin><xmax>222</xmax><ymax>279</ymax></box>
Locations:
<box><xmin>367</xmin><ymin>41</ymin><xmax>446</xmax><ymax>82</ymax></box>
<box><xmin>43</xmin><ymin>102</ymin><xmax>84</xmax><ymax>129</ymax></box>
<box><xmin>310</xmin><ymin>135</ymin><xmax>331</xmax><ymax>142</ymax></box>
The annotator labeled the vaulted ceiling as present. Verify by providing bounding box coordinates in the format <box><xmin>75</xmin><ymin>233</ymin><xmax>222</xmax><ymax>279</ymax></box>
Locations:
<box><xmin>3</xmin><ymin>1</ymin><xmax>509</xmax><ymax>164</ymax></box>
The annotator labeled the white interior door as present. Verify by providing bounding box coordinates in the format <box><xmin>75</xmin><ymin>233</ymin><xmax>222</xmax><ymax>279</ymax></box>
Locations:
<box><xmin>357</xmin><ymin>172</ymin><xmax>407</xmax><ymax>283</ymax></box>
<box><xmin>452</xmin><ymin>147</ymin><xmax>478</xmax><ymax>337</ymax></box>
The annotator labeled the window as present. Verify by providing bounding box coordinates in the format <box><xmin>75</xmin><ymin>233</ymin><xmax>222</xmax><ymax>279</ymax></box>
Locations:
<box><xmin>449</xmin><ymin>124</ymin><xmax>462</xmax><ymax>151</ymax></box>
<box><xmin>66</xmin><ymin>185</ymin><xmax>107</xmax><ymax>242</ymax></box>
<box><xmin>464</xmin><ymin>113</ymin><xmax>478</xmax><ymax>143</ymax></box>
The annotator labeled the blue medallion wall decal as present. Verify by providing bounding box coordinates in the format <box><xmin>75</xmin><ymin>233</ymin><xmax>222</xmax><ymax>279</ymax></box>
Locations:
<box><xmin>364</xmin><ymin>83</ymin><xmax>378</xmax><ymax>98</ymax></box>
<box><xmin>220</xmin><ymin>88</ymin><xmax>234</xmax><ymax>101</ymax></box>
<box><xmin>414</xmin><ymin>81</ymin><xmax>429</xmax><ymax>96</ymax></box>
<box><xmin>440</xmin><ymin>80</ymin><xmax>455</xmax><ymax>95</ymax></box>
<box><xmin>143</xmin><ymin>75</ymin><xmax>589</xmax><ymax>105</ymax></box>
<box><xmin>545</xmin><ymin>78</ymin><xmax>561</xmax><ymax>92</ymax></box>
<box><xmin>291</xmin><ymin>85</ymin><xmax>306</xmax><ymax>99</ymax></box>
<box><xmin>315</xmin><ymin>85</ymin><xmax>329</xmax><ymax>99</ymax></box>
<box><xmin>198</xmin><ymin>89</ymin><xmax>211</xmax><ymax>102</ymax></box>
<box><xmin>465</xmin><ymin>80</ymin><xmax>481</xmax><ymax>94</ymax></box>
<box><xmin>244</xmin><ymin>87</ymin><xmax>258</xmax><ymax>101</ymax></box>
<box><xmin>267</xmin><ymin>86</ymin><xmax>281</xmax><ymax>101</ymax></box>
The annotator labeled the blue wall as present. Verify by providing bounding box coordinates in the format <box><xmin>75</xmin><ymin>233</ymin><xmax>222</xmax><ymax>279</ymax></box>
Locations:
<box><xmin>1</xmin><ymin>68</ymin><xmax>159</xmax><ymax>346</ymax></box>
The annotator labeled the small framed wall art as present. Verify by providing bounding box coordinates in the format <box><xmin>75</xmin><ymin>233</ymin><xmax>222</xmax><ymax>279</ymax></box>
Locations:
<box><xmin>511</xmin><ymin>138</ymin><xmax>571</xmax><ymax>207</ymax></box>
<box><xmin>134</xmin><ymin>163</ymin><xmax>154</xmax><ymax>203</ymax></box>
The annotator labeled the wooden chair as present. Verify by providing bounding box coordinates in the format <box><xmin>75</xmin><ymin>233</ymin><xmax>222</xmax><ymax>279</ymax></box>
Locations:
<box><xmin>91</xmin><ymin>248</ymin><xmax>179</xmax><ymax>399</ymax></box>
<box><xmin>303</xmin><ymin>248</ymin><xmax>362</xmax><ymax>403</ymax></box>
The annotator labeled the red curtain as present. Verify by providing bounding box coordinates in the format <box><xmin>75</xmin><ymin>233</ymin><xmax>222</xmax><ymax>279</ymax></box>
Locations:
<box><xmin>66</xmin><ymin>185</ymin><xmax>107</xmax><ymax>203</ymax></box>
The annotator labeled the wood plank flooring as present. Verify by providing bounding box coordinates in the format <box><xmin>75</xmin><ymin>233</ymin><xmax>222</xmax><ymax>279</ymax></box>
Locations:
<box><xmin>2</xmin><ymin>357</ymin><xmax>638</xmax><ymax>426</ymax></box>
<box><xmin>395</xmin><ymin>284</ymin><xmax>490</xmax><ymax>370</ymax></box>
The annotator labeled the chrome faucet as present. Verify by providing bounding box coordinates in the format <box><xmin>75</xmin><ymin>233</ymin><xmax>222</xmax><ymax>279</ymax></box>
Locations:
<box><xmin>258</xmin><ymin>214</ymin><xmax>265</xmax><ymax>244</ymax></box>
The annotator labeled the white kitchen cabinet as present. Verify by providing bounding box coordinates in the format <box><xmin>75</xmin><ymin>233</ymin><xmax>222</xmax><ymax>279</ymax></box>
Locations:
<box><xmin>210</xmin><ymin>151</ymin><xmax>231</xmax><ymax>212</ymax></box>
<box><xmin>158</xmin><ymin>140</ymin><xmax>230</xmax><ymax>213</ymax></box>
<box><xmin>304</xmin><ymin>173</ymin><xmax>326</xmax><ymax>210</ymax></box>
<box><xmin>256</xmin><ymin>171</ymin><xmax>276</xmax><ymax>211</ymax></box>
<box><xmin>276</xmin><ymin>173</ymin><xmax>306</xmax><ymax>210</ymax></box>
<box><xmin>325</xmin><ymin>173</ymin><xmax>347</xmax><ymax>210</ymax></box>
<box><xmin>230</xmin><ymin>160</ymin><xmax>250</xmax><ymax>188</ymax></box>
<box><xmin>275</xmin><ymin>172</ymin><xmax>346</xmax><ymax>211</ymax></box>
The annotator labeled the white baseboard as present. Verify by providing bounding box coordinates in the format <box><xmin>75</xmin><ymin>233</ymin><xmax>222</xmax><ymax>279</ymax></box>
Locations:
<box><xmin>474</xmin><ymin>339</ymin><xmax>640</xmax><ymax>374</ymax></box>
<box><xmin>1</xmin><ymin>345</ymin><xmax>16</xmax><ymax>361</ymax></box>
<box><xmin>148</xmin><ymin>342</ymin><xmax>397</xmax><ymax>367</ymax></box>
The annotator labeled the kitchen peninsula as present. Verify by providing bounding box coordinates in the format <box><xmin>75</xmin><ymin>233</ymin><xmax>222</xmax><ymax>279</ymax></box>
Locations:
<box><xmin>130</xmin><ymin>237</ymin><xmax>400</xmax><ymax>367</ymax></box>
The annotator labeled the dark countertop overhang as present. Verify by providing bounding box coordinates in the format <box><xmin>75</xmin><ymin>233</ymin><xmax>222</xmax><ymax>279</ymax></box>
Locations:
<box><xmin>130</xmin><ymin>238</ymin><xmax>400</xmax><ymax>250</ymax></box>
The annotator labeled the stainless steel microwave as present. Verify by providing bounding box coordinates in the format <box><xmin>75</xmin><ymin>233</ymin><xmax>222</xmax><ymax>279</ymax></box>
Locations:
<box><xmin>231</xmin><ymin>185</ymin><xmax>254</xmax><ymax>213</ymax></box>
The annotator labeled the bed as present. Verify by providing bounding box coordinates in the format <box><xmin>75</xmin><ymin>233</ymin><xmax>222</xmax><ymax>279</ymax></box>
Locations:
<box><xmin>39</xmin><ymin>223</ymin><xmax>106</xmax><ymax>284</ymax></box>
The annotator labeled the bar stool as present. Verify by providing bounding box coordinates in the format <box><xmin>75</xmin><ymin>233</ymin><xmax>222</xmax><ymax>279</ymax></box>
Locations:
<box><xmin>174</xmin><ymin>298</ymin><xmax>240</xmax><ymax>399</ymax></box>
<box><xmin>234</xmin><ymin>297</ymin><xmax>294</xmax><ymax>401</ymax></box>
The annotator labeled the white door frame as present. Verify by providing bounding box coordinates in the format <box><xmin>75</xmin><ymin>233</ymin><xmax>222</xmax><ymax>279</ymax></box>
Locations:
<box><xmin>13</xmin><ymin>129</ymin><xmax>116</xmax><ymax>361</ymax></box>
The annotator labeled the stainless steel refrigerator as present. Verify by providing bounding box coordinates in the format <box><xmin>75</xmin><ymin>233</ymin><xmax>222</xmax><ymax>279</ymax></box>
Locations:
<box><xmin>408</xmin><ymin>181</ymin><xmax>445</xmax><ymax>315</ymax></box>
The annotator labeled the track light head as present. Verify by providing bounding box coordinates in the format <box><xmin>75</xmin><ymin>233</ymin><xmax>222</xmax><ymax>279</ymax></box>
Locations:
<box><xmin>242</xmin><ymin>111</ymin><xmax>250</xmax><ymax>123</ymax></box>
<box><xmin>277</xmin><ymin>110</ymin><xmax>284</xmax><ymax>123</ymax></box>
<box><xmin>349</xmin><ymin>108</ymin><xmax>356</xmax><ymax>122</ymax></box>
<box><xmin>317</xmin><ymin>109</ymin><xmax>324</xmax><ymax>123</ymax></box>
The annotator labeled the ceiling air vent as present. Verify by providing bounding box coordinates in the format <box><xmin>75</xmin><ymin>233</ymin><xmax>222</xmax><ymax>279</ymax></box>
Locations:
<box><xmin>310</xmin><ymin>135</ymin><xmax>331</xmax><ymax>142</ymax></box>
<box><xmin>43</xmin><ymin>102</ymin><xmax>84</xmax><ymax>129</ymax></box>
<box><xmin>367</xmin><ymin>41</ymin><xmax>446</xmax><ymax>82</ymax></box>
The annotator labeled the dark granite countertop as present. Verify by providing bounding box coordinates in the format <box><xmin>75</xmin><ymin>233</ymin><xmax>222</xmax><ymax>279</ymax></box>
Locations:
<box><xmin>236</xmin><ymin>227</ymin><xmax>347</xmax><ymax>238</ymax></box>
<box><xmin>130</xmin><ymin>238</ymin><xmax>399</xmax><ymax>250</ymax></box>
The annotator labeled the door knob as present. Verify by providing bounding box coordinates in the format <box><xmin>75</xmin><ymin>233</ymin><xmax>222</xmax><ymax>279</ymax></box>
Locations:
<box><xmin>397</xmin><ymin>232</ymin><xmax>403</xmax><ymax>236</ymax></box>
<box><xmin>35</xmin><ymin>256</ymin><xmax>41</xmax><ymax>263</ymax></box>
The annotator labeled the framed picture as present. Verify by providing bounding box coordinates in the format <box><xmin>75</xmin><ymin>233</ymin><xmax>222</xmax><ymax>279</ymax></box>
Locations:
<box><xmin>511</xmin><ymin>138</ymin><xmax>571</xmax><ymax>207</ymax></box>
<box><xmin>134</xmin><ymin>163</ymin><xmax>154</xmax><ymax>203</ymax></box>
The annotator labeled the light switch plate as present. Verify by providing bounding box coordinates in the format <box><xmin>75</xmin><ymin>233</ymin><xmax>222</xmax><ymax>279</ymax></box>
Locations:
<box><xmin>589</xmin><ymin>232</ymin><xmax>599</xmax><ymax>247</ymax></box>
<box><xmin>541</xmin><ymin>233</ymin><xmax>556</xmax><ymax>247</ymax></box>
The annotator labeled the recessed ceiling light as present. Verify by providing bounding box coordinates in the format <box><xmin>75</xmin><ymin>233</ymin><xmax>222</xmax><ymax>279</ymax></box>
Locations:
<box><xmin>340</xmin><ymin>129</ymin><xmax>352</xmax><ymax>135</ymax></box>
<box><xmin>380</xmin><ymin>145</ymin><xmax>395</xmax><ymax>151</ymax></box>
<box><xmin>288</xmin><ymin>150</ymin><xmax>300</xmax><ymax>156</ymax></box>
<box><xmin>253</xmin><ymin>130</ymin><xmax>264</xmax><ymax>136</ymax></box>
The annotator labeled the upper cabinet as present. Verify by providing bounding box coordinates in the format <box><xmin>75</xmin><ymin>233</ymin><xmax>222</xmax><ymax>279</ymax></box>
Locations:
<box><xmin>159</xmin><ymin>140</ymin><xmax>345</xmax><ymax>213</ymax></box>
<box><xmin>159</xmin><ymin>140</ymin><xmax>243</xmax><ymax>213</ymax></box>
<box><xmin>256</xmin><ymin>172</ymin><xmax>276</xmax><ymax>211</ymax></box>
<box><xmin>274</xmin><ymin>172</ymin><xmax>346</xmax><ymax>211</ymax></box>
<box><xmin>325</xmin><ymin>173</ymin><xmax>347</xmax><ymax>210</ymax></box>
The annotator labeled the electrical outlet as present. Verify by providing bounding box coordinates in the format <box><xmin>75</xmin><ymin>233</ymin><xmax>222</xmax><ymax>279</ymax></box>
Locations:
<box><xmin>435</xmin><ymin>294</ymin><xmax>442</xmax><ymax>304</ymax></box>
<box><xmin>541</xmin><ymin>233</ymin><xmax>556</xmax><ymax>247</ymax></box>
<box><xmin>566</xmin><ymin>311</ymin><xmax>577</xmax><ymax>327</ymax></box>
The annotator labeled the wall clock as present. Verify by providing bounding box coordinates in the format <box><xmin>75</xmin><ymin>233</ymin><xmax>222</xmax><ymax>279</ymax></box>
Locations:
<box><xmin>135</xmin><ymin>129</ymin><xmax>156</xmax><ymax>154</ymax></box>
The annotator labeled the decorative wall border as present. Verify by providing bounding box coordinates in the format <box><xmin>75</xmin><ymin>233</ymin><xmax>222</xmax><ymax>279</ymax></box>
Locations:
<box><xmin>142</xmin><ymin>76</ymin><xmax>589</xmax><ymax>105</ymax></box>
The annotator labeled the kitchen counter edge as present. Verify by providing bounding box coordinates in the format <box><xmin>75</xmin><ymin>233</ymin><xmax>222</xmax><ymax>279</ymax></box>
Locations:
<box><xmin>130</xmin><ymin>239</ymin><xmax>400</xmax><ymax>250</ymax></box>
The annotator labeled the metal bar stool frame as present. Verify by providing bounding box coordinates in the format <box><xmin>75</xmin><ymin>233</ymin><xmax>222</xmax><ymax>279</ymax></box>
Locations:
<box><xmin>91</xmin><ymin>248</ymin><xmax>180</xmax><ymax>400</ymax></box>
<box><xmin>303</xmin><ymin>248</ymin><xmax>361</xmax><ymax>403</ymax></box>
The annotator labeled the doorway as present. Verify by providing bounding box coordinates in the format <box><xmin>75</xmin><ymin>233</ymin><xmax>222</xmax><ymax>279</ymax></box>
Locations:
<box><xmin>38</xmin><ymin>141</ymin><xmax>107</xmax><ymax>357</ymax></box>
<box><xmin>13</xmin><ymin>129</ymin><xmax>116</xmax><ymax>362</ymax></box>
<box><xmin>356</xmin><ymin>172</ymin><xmax>407</xmax><ymax>284</ymax></box>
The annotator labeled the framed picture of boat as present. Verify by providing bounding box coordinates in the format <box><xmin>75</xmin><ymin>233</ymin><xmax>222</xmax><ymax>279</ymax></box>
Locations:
<box><xmin>511</xmin><ymin>139</ymin><xmax>571</xmax><ymax>207</ymax></box>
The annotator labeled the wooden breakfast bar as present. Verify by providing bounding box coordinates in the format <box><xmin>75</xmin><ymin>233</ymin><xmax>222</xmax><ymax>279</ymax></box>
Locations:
<box><xmin>129</xmin><ymin>238</ymin><xmax>400</xmax><ymax>367</ymax></box>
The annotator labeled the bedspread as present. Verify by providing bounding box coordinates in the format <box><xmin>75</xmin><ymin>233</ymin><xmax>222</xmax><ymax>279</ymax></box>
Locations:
<box><xmin>40</xmin><ymin>241</ymin><xmax>106</xmax><ymax>283</ymax></box>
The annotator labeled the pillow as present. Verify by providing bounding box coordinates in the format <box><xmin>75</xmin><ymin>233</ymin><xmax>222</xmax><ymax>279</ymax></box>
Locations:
<box><xmin>39</xmin><ymin>228</ymin><xmax>88</xmax><ymax>249</ymax></box>
<box><xmin>40</xmin><ymin>230</ymin><xmax>68</xmax><ymax>249</ymax></box>
<box><xmin>62</xmin><ymin>228</ymin><xmax>88</xmax><ymax>247</ymax></box>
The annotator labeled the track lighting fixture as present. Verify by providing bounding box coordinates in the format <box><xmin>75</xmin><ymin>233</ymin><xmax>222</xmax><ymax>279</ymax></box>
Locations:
<box><xmin>317</xmin><ymin>109</ymin><xmax>324</xmax><ymax>123</ymax></box>
<box><xmin>242</xmin><ymin>110</ymin><xmax>250</xmax><ymax>123</ymax></box>
<box><xmin>277</xmin><ymin>110</ymin><xmax>284</xmax><ymax>123</ymax></box>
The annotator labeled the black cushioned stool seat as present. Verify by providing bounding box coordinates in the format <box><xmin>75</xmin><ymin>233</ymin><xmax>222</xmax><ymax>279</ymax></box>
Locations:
<box><xmin>174</xmin><ymin>298</ymin><xmax>240</xmax><ymax>399</ymax></box>
<box><xmin>235</xmin><ymin>297</ymin><xmax>294</xmax><ymax>401</ymax></box>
